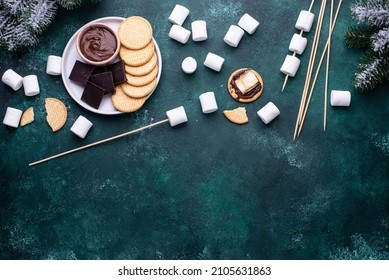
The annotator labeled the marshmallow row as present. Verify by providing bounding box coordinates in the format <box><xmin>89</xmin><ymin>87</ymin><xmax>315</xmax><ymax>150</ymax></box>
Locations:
<box><xmin>224</xmin><ymin>13</ymin><xmax>259</xmax><ymax>48</ymax></box>
<box><xmin>196</xmin><ymin>91</ymin><xmax>280</xmax><ymax>125</ymax></box>
<box><xmin>168</xmin><ymin>5</ymin><xmax>208</xmax><ymax>44</ymax></box>
<box><xmin>181</xmin><ymin>52</ymin><xmax>225</xmax><ymax>74</ymax></box>
<box><xmin>280</xmin><ymin>10</ymin><xmax>315</xmax><ymax>78</ymax></box>
<box><xmin>2</xmin><ymin>55</ymin><xmax>61</xmax><ymax>96</ymax></box>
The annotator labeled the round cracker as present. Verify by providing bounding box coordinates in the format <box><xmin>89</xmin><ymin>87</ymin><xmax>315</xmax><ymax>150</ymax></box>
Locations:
<box><xmin>122</xmin><ymin>78</ymin><xmax>157</xmax><ymax>99</ymax></box>
<box><xmin>111</xmin><ymin>86</ymin><xmax>147</xmax><ymax>113</ymax></box>
<box><xmin>118</xmin><ymin>16</ymin><xmax>153</xmax><ymax>50</ymax></box>
<box><xmin>120</xmin><ymin>40</ymin><xmax>155</xmax><ymax>67</ymax></box>
<box><xmin>125</xmin><ymin>52</ymin><xmax>157</xmax><ymax>76</ymax></box>
<box><xmin>45</xmin><ymin>98</ymin><xmax>67</xmax><ymax>132</ymax></box>
<box><xmin>125</xmin><ymin>65</ymin><xmax>158</xmax><ymax>87</ymax></box>
<box><xmin>227</xmin><ymin>68</ymin><xmax>264</xmax><ymax>103</ymax></box>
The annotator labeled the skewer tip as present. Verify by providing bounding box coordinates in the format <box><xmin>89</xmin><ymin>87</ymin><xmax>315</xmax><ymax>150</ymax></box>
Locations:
<box><xmin>282</xmin><ymin>75</ymin><xmax>289</xmax><ymax>92</ymax></box>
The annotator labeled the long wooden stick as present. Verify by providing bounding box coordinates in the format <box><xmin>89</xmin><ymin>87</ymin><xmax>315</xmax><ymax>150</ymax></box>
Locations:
<box><xmin>297</xmin><ymin>0</ymin><xmax>343</xmax><ymax>137</ymax></box>
<box><xmin>29</xmin><ymin>119</ymin><xmax>170</xmax><ymax>167</ymax></box>
<box><xmin>293</xmin><ymin>0</ymin><xmax>327</xmax><ymax>140</ymax></box>
<box><xmin>324</xmin><ymin>0</ymin><xmax>334</xmax><ymax>131</ymax></box>
<box><xmin>281</xmin><ymin>0</ymin><xmax>316</xmax><ymax>92</ymax></box>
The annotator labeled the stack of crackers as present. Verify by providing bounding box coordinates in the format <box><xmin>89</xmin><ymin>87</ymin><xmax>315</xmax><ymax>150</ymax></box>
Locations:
<box><xmin>113</xmin><ymin>16</ymin><xmax>159</xmax><ymax>113</ymax></box>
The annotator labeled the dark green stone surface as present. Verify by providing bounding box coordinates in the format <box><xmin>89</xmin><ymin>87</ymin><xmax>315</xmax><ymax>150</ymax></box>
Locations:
<box><xmin>1</xmin><ymin>0</ymin><xmax>388</xmax><ymax>260</ymax></box>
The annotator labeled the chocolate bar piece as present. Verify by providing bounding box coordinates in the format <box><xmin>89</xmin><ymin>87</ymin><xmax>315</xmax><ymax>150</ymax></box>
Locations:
<box><xmin>107</xmin><ymin>60</ymin><xmax>127</xmax><ymax>85</ymax></box>
<box><xmin>81</xmin><ymin>81</ymin><xmax>105</xmax><ymax>109</ymax></box>
<box><xmin>89</xmin><ymin>72</ymin><xmax>115</xmax><ymax>95</ymax></box>
<box><xmin>69</xmin><ymin>60</ymin><xmax>95</xmax><ymax>85</ymax></box>
<box><xmin>91</xmin><ymin>66</ymin><xmax>109</xmax><ymax>75</ymax></box>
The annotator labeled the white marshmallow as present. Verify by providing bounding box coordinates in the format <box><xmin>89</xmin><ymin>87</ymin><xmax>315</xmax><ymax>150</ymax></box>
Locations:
<box><xmin>238</xmin><ymin>13</ymin><xmax>259</xmax><ymax>34</ymax></box>
<box><xmin>295</xmin><ymin>10</ymin><xmax>315</xmax><ymax>32</ymax></box>
<box><xmin>257</xmin><ymin>102</ymin><xmax>280</xmax><ymax>124</ymax></box>
<box><xmin>3</xmin><ymin>107</ymin><xmax>23</xmax><ymax>128</ymax></box>
<box><xmin>224</xmin><ymin>25</ymin><xmax>245</xmax><ymax>47</ymax></box>
<box><xmin>331</xmin><ymin>90</ymin><xmax>351</xmax><ymax>107</ymax></box>
<box><xmin>203</xmin><ymin>52</ymin><xmax>225</xmax><ymax>72</ymax></box>
<box><xmin>1</xmin><ymin>69</ymin><xmax>23</xmax><ymax>91</ymax></box>
<box><xmin>199</xmin><ymin>92</ymin><xmax>218</xmax><ymax>114</ymax></box>
<box><xmin>289</xmin><ymin>34</ymin><xmax>308</xmax><ymax>55</ymax></box>
<box><xmin>23</xmin><ymin>75</ymin><xmax>40</xmax><ymax>97</ymax></box>
<box><xmin>181</xmin><ymin>57</ymin><xmax>197</xmax><ymax>74</ymax></box>
<box><xmin>280</xmin><ymin>55</ymin><xmax>301</xmax><ymax>77</ymax></box>
<box><xmin>46</xmin><ymin>55</ymin><xmax>62</xmax><ymax>76</ymax></box>
<box><xmin>169</xmin><ymin>24</ymin><xmax>191</xmax><ymax>44</ymax></box>
<box><xmin>70</xmin><ymin>115</ymin><xmax>93</xmax><ymax>138</ymax></box>
<box><xmin>191</xmin><ymin>20</ymin><xmax>207</xmax><ymax>41</ymax></box>
<box><xmin>166</xmin><ymin>106</ymin><xmax>188</xmax><ymax>127</ymax></box>
<box><xmin>168</xmin><ymin>4</ymin><xmax>190</xmax><ymax>26</ymax></box>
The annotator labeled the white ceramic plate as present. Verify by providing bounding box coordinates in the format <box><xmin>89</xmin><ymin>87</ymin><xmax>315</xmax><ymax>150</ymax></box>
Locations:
<box><xmin>61</xmin><ymin>16</ymin><xmax>162</xmax><ymax>115</ymax></box>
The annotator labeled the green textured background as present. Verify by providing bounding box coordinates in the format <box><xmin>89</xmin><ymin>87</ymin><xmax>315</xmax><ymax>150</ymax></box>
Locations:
<box><xmin>1</xmin><ymin>0</ymin><xmax>389</xmax><ymax>260</ymax></box>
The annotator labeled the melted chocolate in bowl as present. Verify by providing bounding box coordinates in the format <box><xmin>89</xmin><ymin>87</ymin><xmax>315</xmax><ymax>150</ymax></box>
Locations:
<box><xmin>80</xmin><ymin>26</ymin><xmax>117</xmax><ymax>62</ymax></box>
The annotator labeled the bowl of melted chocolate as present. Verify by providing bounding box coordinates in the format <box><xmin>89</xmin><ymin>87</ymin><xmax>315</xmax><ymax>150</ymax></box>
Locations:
<box><xmin>76</xmin><ymin>23</ymin><xmax>120</xmax><ymax>66</ymax></box>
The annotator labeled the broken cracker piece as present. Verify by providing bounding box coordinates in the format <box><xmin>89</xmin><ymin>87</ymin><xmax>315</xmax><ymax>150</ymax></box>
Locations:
<box><xmin>223</xmin><ymin>107</ymin><xmax>249</xmax><ymax>124</ymax></box>
<box><xmin>45</xmin><ymin>98</ymin><xmax>67</xmax><ymax>132</ymax></box>
<box><xmin>20</xmin><ymin>107</ymin><xmax>34</xmax><ymax>126</ymax></box>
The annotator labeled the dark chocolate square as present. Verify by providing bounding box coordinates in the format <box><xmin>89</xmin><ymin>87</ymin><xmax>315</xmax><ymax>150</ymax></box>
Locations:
<box><xmin>90</xmin><ymin>72</ymin><xmax>115</xmax><ymax>95</ymax></box>
<box><xmin>107</xmin><ymin>60</ymin><xmax>127</xmax><ymax>85</ymax></box>
<box><xmin>69</xmin><ymin>60</ymin><xmax>95</xmax><ymax>85</ymax></box>
<box><xmin>81</xmin><ymin>81</ymin><xmax>105</xmax><ymax>109</ymax></box>
<box><xmin>91</xmin><ymin>66</ymin><xmax>109</xmax><ymax>75</ymax></box>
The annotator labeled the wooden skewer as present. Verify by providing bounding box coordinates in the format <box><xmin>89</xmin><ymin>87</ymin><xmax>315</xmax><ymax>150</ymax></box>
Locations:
<box><xmin>324</xmin><ymin>0</ymin><xmax>334</xmax><ymax>131</ymax></box>
<box><xmin>293</xmin><ymin>0</ymin><xmax>327</xmax><ymax>140</ymax></box>
<box><xmin>297</xmin><ymin>0</ymin><xmax>343</xmax><ymax>137</ymax></box>
<box><xmin>29</xmin><ymin>119</ymin><xmax>170</xmax><ymax>167</ymax></box>
<box><xmin>281</xmin><ymin>0</ymin><xmax>316</xmax><ymax>92</ymax></box>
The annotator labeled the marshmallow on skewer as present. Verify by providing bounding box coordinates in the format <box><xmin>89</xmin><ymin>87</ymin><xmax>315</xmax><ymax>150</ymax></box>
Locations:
<box><xmin>169</xmin><ymin>4</ymin><xmax>190</xmax><ymax>26</ymax></box>
<box><xmin>70</xmin><ymin>115</ymin><xmax>93</xmax><ymax>139</ymax></box>
<box><xmin>289</xmin><ymin>34</ymin><xmax>308</xmax><ymax>55</ymax></box>
<box><xmin>204</xmin><ymin>52</ymin><xmax>225</xmax><ymax>72</ymax></box>
<box><xmin>3</xmin><ymin>107</ymin><xmax>23</xmax><ymax>128</ymax></box>
<box><xmin>1</xmin><ymin>69</ymin><xmax>23</xmax><ymax>91</ymax></box>
<box><xmin>169</xmin><ymin>24</ymin><xmax>191</xmax><ymax>44</ymax></box>
<box><xmin>46</xmin><ymin>55</ymin><xmax>62</xmax><ymax>76</ymax></box>
<box><xmin>295</xmin><ymin>10</ymin><xmax>315</xmax><ymax>32</ymax></box>
<box><xmin>166</xmin><ymin>106</ymin><xmax>188</xmax><ymax>127</ymax></box>
<box><xmin>181</xmin><ymin>57</ymin><xmax>197</xmax><ymax>74</ymax></box>
<box><xmin>191</xmin><ymin>20</ymin><xmax>207</xmax><ymax>41</ymax></box>
<box><xmin>23</xmin><ymin>75</ymin><xmax>40</xmax><ymax>97</ymax></box>
<box><xmin>331</xmin><ymin>90</ymin><xmax>351</xmax><ymax>107</ymax></box>
<box><xmin>199</xmin><ymin>92</ymin><xmax>218</xmax><ymax>114</ymax></box>
<box><xmin>280</xmin><ymin>55</ymin><xmax>301</xmax><ymax>77</ymax></box>
<box><xmin>224</xmin><ymin>25</ymin><xmax>245</xmax><ymax>47</ymax></box>
<box><xmin>257</xmin><ymin>102</ymin><xmax>280</xmax><ymax>124</ymax></box>
<box><xmin>238</xmin><ymin>13</ymin><xmax>259</xmax><ymax>34</ymax></box>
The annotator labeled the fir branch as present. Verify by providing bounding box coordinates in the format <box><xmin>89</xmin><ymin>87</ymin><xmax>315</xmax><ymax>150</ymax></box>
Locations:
<box><xmin>354</xmin><ymin>50</ymin><xmax>389</xmax><ymax>91</ymax></box>
<box><xmin>24</xmin><ymin>0</ymin><xmax>57</xmax><ymax>34</ymax></box>
<box><xmin>351</xmin><ymin>0</ymin><xmax>389</xmax><ymax>27</ymax></box>
<box><xmin>2</xmin><ymin>0</ymin><xmax>28</xmax><ymax>16</ymax></box>
<box><xmin>56</xmin><ymin>0</ymin><xmax>82</xmax><ymax>9</ymax></box>
<box><xmin>345</xmin><ymin>25</ymin><xmax>377</xmax><ymax>48</ymax></box>
<box><xmin>372</xmin><ymin>27</ymin><xmax>389</xmax><ymax>52</ymax></box>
